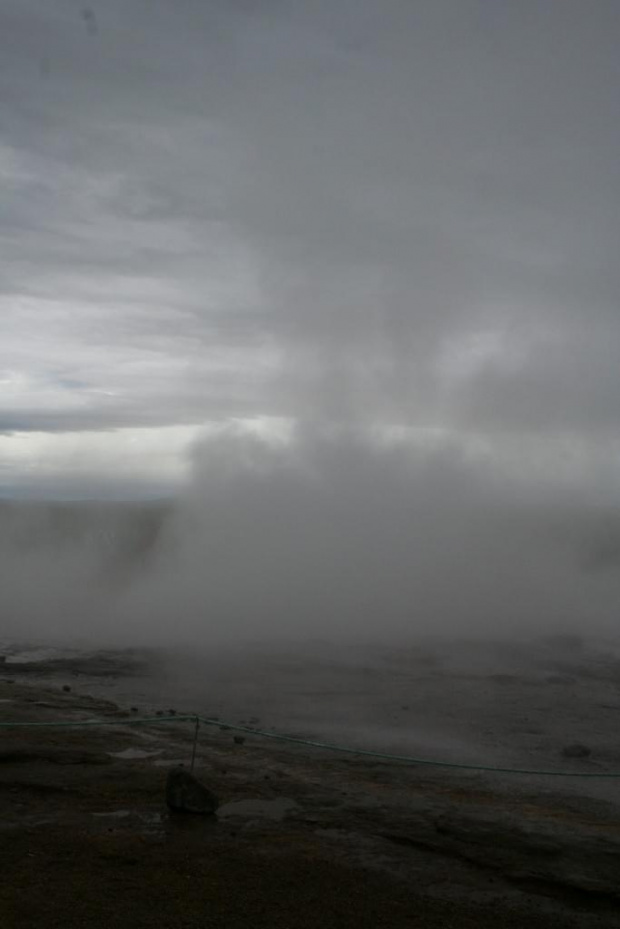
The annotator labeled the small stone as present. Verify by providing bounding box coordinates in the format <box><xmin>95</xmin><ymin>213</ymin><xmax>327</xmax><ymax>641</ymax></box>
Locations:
<box><xmin>165</xmin><ymin>768</ymin><xmax>219</xmax><ymax>814</ymax></box>
<box><xmin>168</xmin><ymin>708</ymin><xmax>177</xmax><ymax>716</ymax></box>
<box><xmin>62</xmin><ymin>685</ymin><xmax>71</xmax><ymax>693</ymax></box>
<box><xmin>233</xmin><ymin>736</ymin><xmax>245</xmax><ymax>745</ymax></box>
<box><xmin>130</xmin><ymin>707</ymin><xmax>139</xmax><ymax>713</ymax></box>
<box><xmin>156</xmin><ymin>710</ymin><xmax>164</xmax><ymax>717</ymax></box>
<box><xmin>561</xmin><ymin>743</ymin><xmax>592</xmax><ymax>759</ymax></box>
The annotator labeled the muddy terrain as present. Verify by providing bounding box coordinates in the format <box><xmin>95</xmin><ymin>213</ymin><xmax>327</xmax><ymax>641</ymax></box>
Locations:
<box><xmin>1</xmin><ymin>641</ymin><xmax>620</xmax><ymax>927</ymax></box>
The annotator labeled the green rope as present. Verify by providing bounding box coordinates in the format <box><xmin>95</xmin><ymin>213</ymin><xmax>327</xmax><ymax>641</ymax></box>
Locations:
<box><xmin>1</xmin><ymin>712</ymin><xmax>618</xmax><ymax>778</ymax></box>
<box><xmin>0</xmin><ymin>715</ymin><xmax>194</xmax><ymax>728</ymax></box>
<box><xmin>195</xmin><ymin>717</ymin><xmax>620</xmax><ymax>778</ymax></box>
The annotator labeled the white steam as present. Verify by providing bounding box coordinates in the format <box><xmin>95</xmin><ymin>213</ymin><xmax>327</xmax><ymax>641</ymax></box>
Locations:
<box><xmin>2</xmin><ymin>426</ymin><xmax>620</xmax><ymax>646</ymax></box>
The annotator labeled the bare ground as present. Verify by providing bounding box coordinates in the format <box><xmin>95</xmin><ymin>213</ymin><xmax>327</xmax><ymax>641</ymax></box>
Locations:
<box><xmin>1</xmin><ymin>669</ymin><xmax>620</xmax><ymax>928</ymax></box>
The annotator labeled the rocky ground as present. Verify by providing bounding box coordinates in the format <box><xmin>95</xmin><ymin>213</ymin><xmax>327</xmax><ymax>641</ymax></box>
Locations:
<box><xmin>1</xmin><ymin>648</ymin><xmax>620</xmax><ymax>928</ymax></box>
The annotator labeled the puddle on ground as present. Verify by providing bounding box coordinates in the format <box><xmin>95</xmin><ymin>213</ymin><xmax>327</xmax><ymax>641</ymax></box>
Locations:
<box><xmin>108</xmin><ymin>748</ymin><xmax>163</xmax><ymax>760</ymax></box>
<box><xmin>92</xmin><ymin>809</ymin><xmax>164</xmax><ymax>828</ymax></box>
<box><xmin>217</xmin><ymin>798</ymin><xmax>299</xmax><ymax>821</ymax></box>
<box><xmin>135</xmin><ymin>811</ymin><xmax>163</xmax><ymax>825</ymax></box>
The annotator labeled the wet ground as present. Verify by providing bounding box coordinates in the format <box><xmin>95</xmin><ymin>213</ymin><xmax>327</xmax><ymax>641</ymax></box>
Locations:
<box><xmin>2</xmin><ymin>641</ymin><xmax>620</xmax><ymax>927</ymax></box>
<box><xmin>5</xmin><ymin>635</ymin><xmax>620</xmax><ymax>797</ymax></box>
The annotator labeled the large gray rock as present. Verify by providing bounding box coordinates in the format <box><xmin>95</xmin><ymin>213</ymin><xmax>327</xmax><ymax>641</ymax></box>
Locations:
<box><xmin>165</xmin><ymin>767</ymin><xmax>219</xmax><ymax>814</ymax></box>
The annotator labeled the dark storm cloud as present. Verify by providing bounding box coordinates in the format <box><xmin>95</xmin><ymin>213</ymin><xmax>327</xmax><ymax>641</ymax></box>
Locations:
<box><xmin>1</xmin><ymin>0</ymin><xmax>619</xmax><ymax>488</ymax></box>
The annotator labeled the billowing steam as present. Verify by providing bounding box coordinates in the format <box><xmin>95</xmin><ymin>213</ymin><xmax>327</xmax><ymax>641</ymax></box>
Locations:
<box><xmin>2</xmin><ymin>426</ymin><xmax>620</xmax><ymax>646</ymax></box>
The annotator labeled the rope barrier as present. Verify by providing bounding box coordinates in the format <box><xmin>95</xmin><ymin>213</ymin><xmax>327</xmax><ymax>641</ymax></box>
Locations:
<box><xmin>0</xmin><ymin>715</ymin><xmax>195</xmax><ymax>728</ymax></box>
<box><xmin>195</xmin><ymin>717</ymin><xmax>620</xmax><ymax>778</ymax></box>
<box><xmin>1</xmin><ymin>711</ymin><xmax>619</xmax><ymax>778</ymax></box>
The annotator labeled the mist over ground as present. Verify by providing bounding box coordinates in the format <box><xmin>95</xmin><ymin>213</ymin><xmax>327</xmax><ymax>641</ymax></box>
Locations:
<box><xmin>4</xmin><ymin>15</ymin><xmax>620</xmax><ymax>923</ymax></box>
<box><xmin>2</xmin><ymin>426</ymin><xmax>620</xmax><ymax>648</ymax></box>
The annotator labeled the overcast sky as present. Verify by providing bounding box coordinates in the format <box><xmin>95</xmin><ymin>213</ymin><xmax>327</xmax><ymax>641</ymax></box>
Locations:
<box><xmin>2</xmin><ymin>0</ymin><xmax>619</xmax><ymax>498</ymax></box>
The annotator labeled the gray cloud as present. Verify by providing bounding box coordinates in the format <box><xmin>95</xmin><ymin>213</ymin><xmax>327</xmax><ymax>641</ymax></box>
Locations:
<box><xmin>0</xmin><ymin>0</ymin><xmax>619</xmax><ymax>494</ymax></box>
